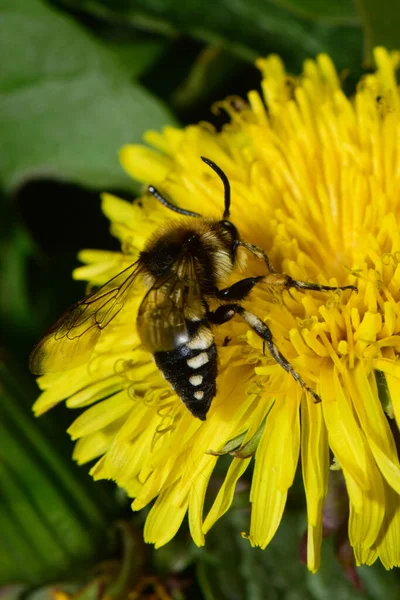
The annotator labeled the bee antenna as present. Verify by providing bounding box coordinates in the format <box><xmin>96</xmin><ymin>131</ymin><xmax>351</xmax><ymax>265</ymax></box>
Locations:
<box><xmin>147</xmin><ymin>185</ymin><xmax>202</xmax><ymax>218</ymax></box>
<box><xmin>201</xmin><ymin>156</ymin><xmax>231</xmax><ymax>219</ymax></box>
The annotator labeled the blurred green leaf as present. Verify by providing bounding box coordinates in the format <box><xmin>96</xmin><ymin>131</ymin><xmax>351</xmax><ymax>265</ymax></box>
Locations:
<box><xmin>153</xmin><ymin>536</ymin><xmax>199</xmax><ymax>575</ymax></box>
<box><xmin>270</xmin><ymin>0</ymin><xmax>359</xmax><ymax>24</ymax></box>
<box><xmin>58</xmin><ymin>0</ymin><xmax>363</xmax><ymax>71</ymax></box>
<box><xmin>0</xmin><ymin>0</ymin><xmax>176</xmax><ymax>193</ymax></box>
<box><xmin>0</xmin><ymin>586</ymin><xmax>29</xmax><ymax>600</ymax></box>
<box><xmin>197</xmin><ymin>502</ymin><xmax>400</xmax><ymax>600</ymax></box>
<box><xmin>355</xmin><ymin>0</ymin><xmax>400</xmax><ymax>63</ymax></box>
<box><xmin>104</xmin><ymin>38</ymin><xmax>169</xmax><ymax>79</ymax></box>
<box><xmin>198</xmin><ymin>509</ymin><xmax>312</xmax><ymax>600</ymax></box>
<box><xmin>0</xmin><ymin>358</ymin><xmax>115</xmax><ymax>585</ymax></box>
<box><xmin>0</xmin><ymin>222</ymin><xmax>34</xmax><ymax>336</ymax></box>
<box><xmin>171</xmin><ymin>46</ymin><xmax>242</xmax><ymax>110</ymax></box>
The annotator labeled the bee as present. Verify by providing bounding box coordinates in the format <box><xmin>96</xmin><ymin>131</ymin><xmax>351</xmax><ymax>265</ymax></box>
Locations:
<box><xmin>29</xmin><ymin>157</ymin><xmax>357</xmax><ymax>420</ymax></box>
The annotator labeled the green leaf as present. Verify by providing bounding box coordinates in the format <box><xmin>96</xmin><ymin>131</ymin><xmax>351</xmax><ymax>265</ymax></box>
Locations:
<box><xmin>0</xmin><ymin>222</ymin><xmax>34</xmax><ymax>335</ymax></box>
<box><xmin>0</xmin><ymin>0</ymin><xmax>176</xmax><ymax>193</ymax></box>
<box><xmin>171</xmin><ymin>46</ymin><xmax>242</xmax><ymax>111</ymax></box>
<box><xmin>355</xmin><ymin>0</ymin><xmax>400</xmax><ymax>63</ymax></box>
<box><xmin>269</xmin><ymin>0</ymin><xmax>359</xmax><ymax>24</ymax></box>
<box><xmin>103</xmin><ymin>38</ymin><xmax>169</xmax><ymax>80</ymax></box>
<box><xmin>58</xmin><ymin>0</ymin><xmax>363</xmax><ymax>71</ymax></box>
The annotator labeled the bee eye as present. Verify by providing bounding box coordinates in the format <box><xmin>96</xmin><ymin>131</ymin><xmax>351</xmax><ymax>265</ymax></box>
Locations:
<box><xmin>220</xmin><ymin>220</ymin><xmax>238</xmax><ymax>239</ymax></box>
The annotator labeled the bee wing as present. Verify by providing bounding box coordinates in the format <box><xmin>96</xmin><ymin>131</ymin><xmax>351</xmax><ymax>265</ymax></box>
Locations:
<box><xmin>29</xmin><ymin>261</ymin><xmax>142</xmax><ymax>375</ymax></box>
<box><xmin>137</xmin><ymin>255</ymin><xmax>205</xmax><ymax>353</ymax></box>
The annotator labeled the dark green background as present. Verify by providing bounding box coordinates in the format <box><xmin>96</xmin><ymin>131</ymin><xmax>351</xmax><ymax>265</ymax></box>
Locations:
<box><xmin>1</xmin><ymin>0</ymin><xmax>400</xmax><ymax>597</ymax></box>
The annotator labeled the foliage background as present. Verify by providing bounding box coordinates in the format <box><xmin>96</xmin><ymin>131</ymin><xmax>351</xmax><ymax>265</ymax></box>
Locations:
<box><xmin>1</xmin><ymin>0</ymin><xmax>400</xmax><ymax>597</ymax></box>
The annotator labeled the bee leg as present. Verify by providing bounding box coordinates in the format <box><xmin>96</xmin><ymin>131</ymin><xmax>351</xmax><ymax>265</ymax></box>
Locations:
<box><xmin>284</xmin><ymin>277</ymin><xmax>358</xmax><ymax>294</ymax></box>
<box><xmin>236</xmin><ymin>242</ymin><xmax>358</xmax><ymax>294</ymax></box>
<box><xmin>236</xmin><ymin>241</ymin><xmax>276</xmax><ymax>273</ymax></box>
<box><xmin>263</xmin><ymin>273</ymin><xmax>358</xmax><ymax>294</ymax></box>
<box><xmin>209</xmin><ymin>304</ymin><xmax>321</xmax><ymax>403</ymax></box>
<box><xmin>216</xmin><ymin>276</ymin><xmax>265</xmax><ymax>301</ymax></box>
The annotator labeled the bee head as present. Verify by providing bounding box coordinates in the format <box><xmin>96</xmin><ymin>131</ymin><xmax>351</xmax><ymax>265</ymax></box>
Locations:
<box><xmin>216</xmin><ymin>219</ymin><xmax>238</xmax><ymax>243</ymax></box>
<box><xmin>200</xmin><ymin>157</ymin><xmax>242</xmax><ymax>264</ymax></box>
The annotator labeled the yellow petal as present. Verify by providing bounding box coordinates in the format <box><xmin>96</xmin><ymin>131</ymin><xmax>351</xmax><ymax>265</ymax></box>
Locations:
<box><xmin>346</xmin><ymin>363</ymin><xmax>400</xmax><ymax>494</ymax></box>
<box><xmin>249</xmin><ymin>392</ymin><xmax>300</xmax><ymax>548</ymax></box>
<box><xmin>188</xmin><ymin>456</ymin><xmax>218</xmax><ymax>546</ymax></box>
<box><xmin>119</xmin><ymin>144</ymin><xmax>172</xmax><ymax>184</ymax></box>
<box><xmin>203</xmin><ymin>457</ymin><xmax>252</xmax><ymax>534</ymax></box>
<box><xmin>144</xmin><ymin>483</ymin><xmax>188</xmax><ymax>548</ymax></box>
<box><xmin>66</xmin><ymin>374</ymin><xmax>124</xmax><ymax>409</ymax></box>
<box><xmin>375</xmin><ymin>483</ymin><xmax>400</xmax><ymax>568</ymax></box>
<box><xmin>301</xmin><ymin>393</ymin><xmax>329</xmax><ymax>572</ymax></box>
<box><xmin>374</xmin><ymin>47</ymin><xmax>400</xmax><ymax>111</ymax></box>
<box><xmin>320</xmin><ymin>365</ymin><xmax>368</xmax><ymax>492</ymax></box>
<box><xmin>376</xmin><ymin>360</ymin><xmax>400</xmax><ymax>428</ymax></box>
<box><xmin>67</xmin><ymin>392</ymin><xmax>133</xmax><ymax>439</ymax></box>
<box><xmin>72</xmin><ymin>416</ymin><xmax>125</xmax><ymax>464</ymax></box>
<box><xmin>348</xmin><ymin>463</ymin><xmax>385</xmax><ymax>555</ymax></box>
<box><xmin>33</xmin><ymin>367</ymin><xmax>89</xmax><ymax>415</ymax></box>
<box><xmin>306</xmin><ymin>523</ymin><xmax>323</xmax><ymax>574</ymax></box>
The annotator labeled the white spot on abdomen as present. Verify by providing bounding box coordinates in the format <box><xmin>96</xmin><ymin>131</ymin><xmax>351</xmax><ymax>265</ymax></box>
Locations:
<box><xmin>194</xmin><ymin>390</ymin><xmax>204</xmax><ymax>400</ymax></box>
<box><xmin>189</xmin><ymin>375</ymin><xmax>203</xmax><ymax>386</ymax></box>
<box><xmin>187</xmin><ymin>352</ymin><xmax>208</xmax><ymax>369</ymax></box>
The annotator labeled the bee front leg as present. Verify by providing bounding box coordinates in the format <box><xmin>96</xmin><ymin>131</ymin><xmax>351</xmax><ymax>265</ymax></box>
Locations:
<box><xmin>262</xmin><ymin>273</ymin><xmax>358</xmax><ymax>294</ymax></box>
<box><xmin>236</xmin><ymin>241</ymin><xmax>357</xmax><ymax>294</ymax></box>
<box><xmin>236</xmin><ymin>241</ymin><xmax>276</xmax><ymax>273</ymax></box>
<box><xmin>284</xmin><ymin>276</ymin><xmax>358</xmax><ymax>294</ymax></box>
<box><xmin>209</xmin><ymin>304</ymin><xmax>321</xmax><ymax>403</ymax></box>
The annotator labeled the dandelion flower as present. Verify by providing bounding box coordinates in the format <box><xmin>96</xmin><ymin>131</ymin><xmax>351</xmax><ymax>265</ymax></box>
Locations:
<box><xmin>33</xmin><ymin>47</ymin><xmax>400</xmax><ymax>571</ymax></box>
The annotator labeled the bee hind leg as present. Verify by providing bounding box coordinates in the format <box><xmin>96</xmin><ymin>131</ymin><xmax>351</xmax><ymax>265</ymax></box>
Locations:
<box><xmin>209</xmin><ymin>304</ymin><xmax>321</xmax><ymax>403</ymax></box>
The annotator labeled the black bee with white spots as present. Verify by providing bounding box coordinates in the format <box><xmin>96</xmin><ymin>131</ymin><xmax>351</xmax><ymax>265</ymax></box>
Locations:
<box><xmin>30</xmin><ymin>157</ymin><xmax>357</xmax><ymax>420</ymax></box>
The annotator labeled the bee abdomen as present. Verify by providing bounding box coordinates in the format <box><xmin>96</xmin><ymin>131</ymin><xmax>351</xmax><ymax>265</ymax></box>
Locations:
<box><xmin>154</xmin><ymin>325</ymin><xmax>217</xmax><ymax>421</ymax></box>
